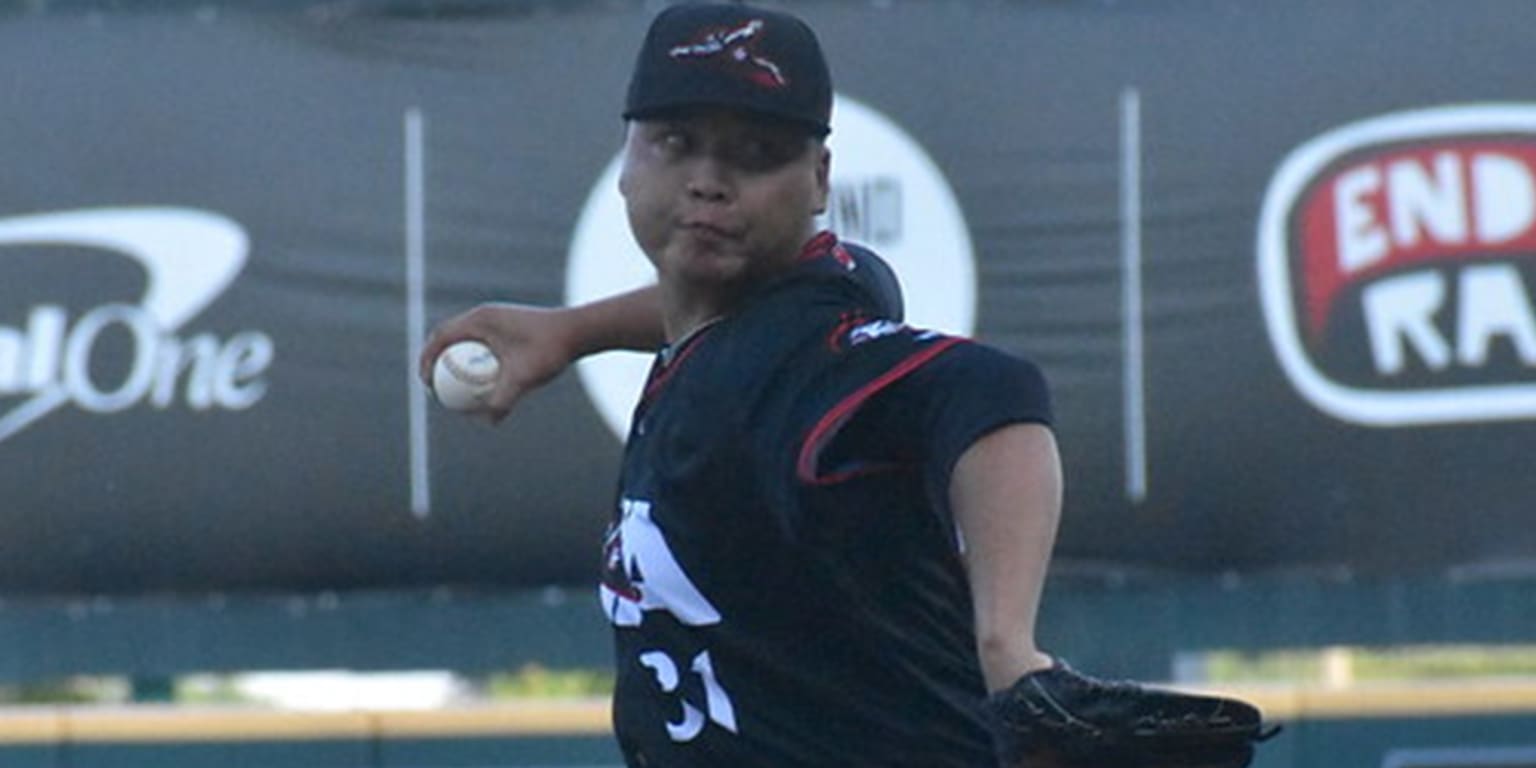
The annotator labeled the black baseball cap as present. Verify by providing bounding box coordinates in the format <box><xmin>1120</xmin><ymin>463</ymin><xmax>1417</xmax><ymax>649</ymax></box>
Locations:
<box><xmin>623</xmin><ymin>3</ymin><xmax>833</xmax><ymax>137</ymax></box>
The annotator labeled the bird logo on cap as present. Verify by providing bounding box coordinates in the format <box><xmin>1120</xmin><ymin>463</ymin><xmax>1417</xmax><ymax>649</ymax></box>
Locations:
<box><xmin>668</xmin><ymin>19</ymin><xmax>788</xmax><ymax>89</ymax></box>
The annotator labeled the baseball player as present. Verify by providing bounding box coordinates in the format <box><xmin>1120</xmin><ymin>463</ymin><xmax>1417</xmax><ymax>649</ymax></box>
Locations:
<box><xmin>423</xmin><ymin>3</ymin><xmax>1276</xmax><ymax>766</ymax></box>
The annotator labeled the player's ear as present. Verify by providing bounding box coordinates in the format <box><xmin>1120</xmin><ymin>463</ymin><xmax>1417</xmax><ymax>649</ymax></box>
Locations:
<box><xmin>618</xmin><ymin>123</ymin><xmax>641</xmax><ymax>200</ymax></box>
<box><xmin>812</xmin><ymin>144</ymin><xmax>830</xmax><ymax>215</ymax></box>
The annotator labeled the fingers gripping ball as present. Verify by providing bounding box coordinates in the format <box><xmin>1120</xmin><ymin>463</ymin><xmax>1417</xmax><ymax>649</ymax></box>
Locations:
<box><xmin>431</xmin><ymin>341</ymin><xmax>500</xmax><ymax>411</ymax></box>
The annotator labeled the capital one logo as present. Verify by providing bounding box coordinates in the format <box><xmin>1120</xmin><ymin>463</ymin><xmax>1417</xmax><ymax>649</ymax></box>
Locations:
<box><xmin>1258</xmin><ymin>104</ymin><xmax>1536</xmax><ymax>426</ymax></box>
<box><xmin>0</xmin><ymin>207</ymin><xmax>273</xmax><ymax>442</ymax></box>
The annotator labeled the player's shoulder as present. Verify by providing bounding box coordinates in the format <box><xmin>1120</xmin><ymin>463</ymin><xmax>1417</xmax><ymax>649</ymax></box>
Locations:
<box><xmin>759</xmin><ymin>233</ymin><xmax>904</xmax><ymax>321</ymax></box>
<box><xmin>838</xmin><ymin>240</ymin><xmax>905</xmax><ymax>321</ymax></box>
<box><xmin>919</xmin><ymin>336</ymin><xmax>1048</xmax><ymax>386</ymax></box>
<box><xmin>878</xmin><ymin>335</ymin><xmax>1053</xmax><ymax>422</ymax></box>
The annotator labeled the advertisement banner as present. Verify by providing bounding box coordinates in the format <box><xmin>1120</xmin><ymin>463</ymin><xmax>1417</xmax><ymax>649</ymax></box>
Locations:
<box><xmin>3</xmin><ymin>0</ymin><xmax>1534</xmax><ymax>594</ymax></box>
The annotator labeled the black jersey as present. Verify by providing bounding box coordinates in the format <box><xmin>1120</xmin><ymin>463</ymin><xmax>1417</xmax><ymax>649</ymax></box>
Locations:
<box><xmin>599</xmin><ymin>233</ymin><xmax>1052</xmax><ymax>767</ymax></box>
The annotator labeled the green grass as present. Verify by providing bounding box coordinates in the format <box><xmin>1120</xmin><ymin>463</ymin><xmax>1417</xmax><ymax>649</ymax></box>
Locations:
<box><xmin>1204</xmin><ymin>644</ymin><xmax>1536</xmax><ymax>684</ymax></box>
<box><xmin>481</xmin><ymin>664</ymin><xmax>614</xmax><ymax>699</ymax></box>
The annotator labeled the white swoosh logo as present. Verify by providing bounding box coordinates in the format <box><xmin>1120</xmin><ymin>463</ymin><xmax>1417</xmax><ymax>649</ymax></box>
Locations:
<box><xmin>0</xmin><ymin>207</ymin><xmax>249</xmax><ymax>440</ymax></box>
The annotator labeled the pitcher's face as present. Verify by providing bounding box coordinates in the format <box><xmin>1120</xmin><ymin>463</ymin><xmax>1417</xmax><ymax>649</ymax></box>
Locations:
<box><xmin>619</xmin><ymin>108</ymin><xmax>829</xmax><ymax>292</ymax></box>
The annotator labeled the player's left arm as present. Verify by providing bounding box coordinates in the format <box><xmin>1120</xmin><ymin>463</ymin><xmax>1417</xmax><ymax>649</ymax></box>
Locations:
<box><xmin>840</xmin><ymin>338</ymin><xmax>1057</xmax><ymax>691</ymax></box>
<box><xmin>949</xmin><ymin>422</ymin><xmax>1062</xmax><ymax>691</ymax></box>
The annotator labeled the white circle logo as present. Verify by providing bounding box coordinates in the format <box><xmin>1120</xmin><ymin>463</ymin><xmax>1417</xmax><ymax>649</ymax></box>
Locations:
<box><xmin>566</xmin><ymin>95</ymin><xmax>976</xmax><ymax>439</ymax></box>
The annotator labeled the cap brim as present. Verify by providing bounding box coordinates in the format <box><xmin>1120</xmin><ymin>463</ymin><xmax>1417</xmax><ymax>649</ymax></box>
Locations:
<box><xmin>622</xmin><ymin>102</ymin><xmax>830</xmax><ymax>137</ymax></box>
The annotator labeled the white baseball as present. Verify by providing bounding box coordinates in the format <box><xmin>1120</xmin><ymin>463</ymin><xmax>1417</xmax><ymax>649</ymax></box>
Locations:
<box><xmin>431</xmin><ymin>340</ymin><xmax>500</xmax><ymax>411</ymax></box>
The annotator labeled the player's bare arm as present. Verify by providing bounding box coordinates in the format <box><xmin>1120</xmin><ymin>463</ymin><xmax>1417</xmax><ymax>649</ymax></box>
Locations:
<box><xmin>949</xmin><ymin>421</ymin><xmax>1061</xmax><ymax>691</ymax></box>
<box><xmin>956</xmin><ymin>422</ymin><xmax>1279</xmax><ymax>765</ymax></box>
<box><xmin>419</xmin><ymin>285</ymin><xmax>665</xmax><ymax>421</ymax></box>
<box><xmin>558</xmin><ymin>285</ymin><xmax>667</xmax><ymax>357</ymax></box>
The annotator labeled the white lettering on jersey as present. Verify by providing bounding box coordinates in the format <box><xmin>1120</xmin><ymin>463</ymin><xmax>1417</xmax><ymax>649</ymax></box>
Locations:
<box><xmin>639</xmin><ymin>649</ymin><xmax>739</xmax><ymax>739</ymax></box>
<box><xmin>600</xmin><ymin>497</ymin><xmax>721</xmax><ymax>628</ymax></box>
<box><xmin>846</xmin><ymin>319</ymin><xmax>905</xmax><ymax>346</ymax></box>
<box><xmin>602</xmin><ymin>498</ymin><xmax>741</xmax><ymax>743</ymax></box>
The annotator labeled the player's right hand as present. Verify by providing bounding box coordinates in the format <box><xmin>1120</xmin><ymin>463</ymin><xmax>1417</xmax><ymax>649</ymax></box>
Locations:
<box><xmin>419</xmin><ymin>302</ymin><xmax>577</xmax><ymax>423</ymax></box>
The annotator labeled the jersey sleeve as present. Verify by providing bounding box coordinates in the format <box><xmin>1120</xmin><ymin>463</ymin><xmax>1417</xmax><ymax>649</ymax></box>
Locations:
<box><xmin>844</xmin><ymin>242</ymin><xmax>905</xmax><ymax>322</ymax></box>
<box><xmin>740</xmin><ymin>257</ymin><xmax>1048</xmax><ymax>539</ymax></box>
<box><xmin>809</xmin><ymin>340</ymin><xmax>1053</xmax><ymax>531</ymax></box>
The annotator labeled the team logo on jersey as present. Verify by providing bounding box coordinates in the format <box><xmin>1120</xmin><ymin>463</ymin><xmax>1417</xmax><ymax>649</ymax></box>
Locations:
<box><xmin>1258</xmin><ymin>104</ymin><xmax>1536</xmax><ymax>426</ymax></box>
<box><xmin>600</xmin><ymin>497</ymin><xmax>722</xmax><ymax>628</ymax></box>
<box><xmin>602</xmin><ymin>498</ymin><xmax>741</xmax><ymax>742</ymax></box>
<box><xmin>846</xmin><ymin>319</ymin><xmax>905</xmax><ymax>346</ymax></box>
<box><xmin>669</xmin><ymin>19</ymin><xmax>787</xmax><ymax>89</ymax></box>
<box><xmin>826</xmin><ymin>316</ymin><xmax>945</xmax><ymax>353</ymax></box>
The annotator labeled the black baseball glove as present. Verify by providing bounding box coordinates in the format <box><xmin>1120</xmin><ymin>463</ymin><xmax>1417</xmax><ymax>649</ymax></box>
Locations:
<box><xmin>983</xmin><ymin>659</ymin><xmax>1280</xmax><ymax>768</ymax></box>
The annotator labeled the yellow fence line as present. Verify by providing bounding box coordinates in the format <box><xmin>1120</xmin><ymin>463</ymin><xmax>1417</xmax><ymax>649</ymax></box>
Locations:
<box><xmin>1204</xmin><ymin>680</ymin><xmax>1536</xmax><ymax>720</ymax></box>
<box><xmin>0</xmin><ymin>681</ymin><xmax>1532</xmax><ymax>746</ymax></box>
<box><xmin>0</xmin><ymin>699</ymin><xmax>611</xmax><ymax>745</ymax></box>
<box><xmin>373</xmin><ymin>701</ymin><xmax>613</xmax><ymax>739</ymax></box>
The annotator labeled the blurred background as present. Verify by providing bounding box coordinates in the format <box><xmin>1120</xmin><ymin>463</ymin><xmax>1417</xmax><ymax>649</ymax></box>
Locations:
<box><xmin>2</xmin><ymin>0</ymin><xmax>1535</xmax><ymax>765</ymax></box>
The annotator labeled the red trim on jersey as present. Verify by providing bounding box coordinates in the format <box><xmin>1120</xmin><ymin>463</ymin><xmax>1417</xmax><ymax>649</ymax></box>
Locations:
<box><xmin>796</xmin><ymin>336</ymin><xmax>965</xmax><ymax>486</ymax></box>
<box><xmin>798</xmin><ymin>230</ymin><xmax>836</xmax><ymax>261</ymax></box>
<box><xmin>638</xmin><ymin>325</ymin><xmax>715</xmax><ymax>410</ymax></box>
<box><xmin>824</xmin><ymin>312</ymin><xmax>871</xmax><ymax>352</ymax></box>
<box><xmin>639</xmin><ymin>231</ymin><xmax>840</xmax><ymax>410</ymax></box>
<box><xmin>807</xmin><ymin>458</ymin><xmax>903</xmax><ymax>485</ymax></box>
<box><xmin>798</xmin><ymin>230</ymin><xmax>854</xmax><ymax>268</ymax></box>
